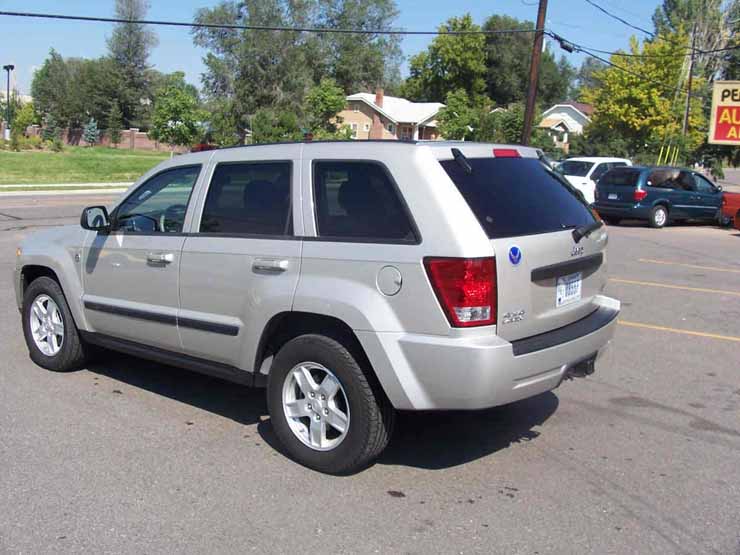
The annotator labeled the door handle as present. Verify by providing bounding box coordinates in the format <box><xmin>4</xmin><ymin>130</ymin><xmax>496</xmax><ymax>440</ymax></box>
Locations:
<box><xmin>252</xmin><ymin>258</ymin><xmax>289</xmax><ymax>273</ymax></box>
<box><xmin>147</xmin><ymin>252</ymin><xmax>174</xmax><ymax>265</ymax></box>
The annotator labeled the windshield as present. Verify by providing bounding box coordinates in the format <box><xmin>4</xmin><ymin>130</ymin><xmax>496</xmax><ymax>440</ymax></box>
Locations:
<box><xmin>559</xmin><ymin>160</ymin><xmax>594</xmax><ymax>177</ymax></box>
<box><xmin>440</xmin><ymin>157</ymin><xmax>596</xmax><ymax>239</ymax></box>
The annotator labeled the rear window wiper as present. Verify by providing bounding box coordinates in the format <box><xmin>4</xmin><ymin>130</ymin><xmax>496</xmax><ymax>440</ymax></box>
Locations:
<box><xmin>451</xmin><ymin>148</ymin><xmax>472</xmax><ymax>174</ymax></box>
<box><xmin>570</xmin><ymin>220</ymin><xmax>603</xmax><ymax>243</ymax></box>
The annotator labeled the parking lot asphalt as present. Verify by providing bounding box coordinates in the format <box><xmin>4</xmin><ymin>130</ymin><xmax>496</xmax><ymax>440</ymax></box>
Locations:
<box><xmin>1</xmin><ymin>194</ymin><xmax>739</xmax><ymax>554</ymax></box>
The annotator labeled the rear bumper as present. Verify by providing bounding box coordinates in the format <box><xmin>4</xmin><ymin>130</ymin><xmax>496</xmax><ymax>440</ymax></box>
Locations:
<box><xmin>359</xmin><ymin>295</ymin><xmax>620</xmax><ymax>410</ymax></box>
<box><xmin>593</xmin><ymin>203</ymin><xmax>651</xmax><ymax>220</ymax></box>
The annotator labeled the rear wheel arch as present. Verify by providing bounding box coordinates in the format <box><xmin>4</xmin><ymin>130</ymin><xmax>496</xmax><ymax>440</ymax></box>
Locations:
<box><xmin>254</xmin><ymin>312</ymin><xmax>385</xmax><ymax>396</ymax></box>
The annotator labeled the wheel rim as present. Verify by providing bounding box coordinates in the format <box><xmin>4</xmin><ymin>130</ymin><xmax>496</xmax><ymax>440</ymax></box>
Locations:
<box><xmin>29</xmin><ymin>294</ymin><xmax>64</xmax><ymax>356</ymax></box>
<box><xmin>282</xmin><ymin>362</ymin><xmax>350</xmax><ymax>452</ymax></box>
<box><xmin>655</xmin><ymin>208</ymin><xmax>667</xmax><ymax>226</ymax></box>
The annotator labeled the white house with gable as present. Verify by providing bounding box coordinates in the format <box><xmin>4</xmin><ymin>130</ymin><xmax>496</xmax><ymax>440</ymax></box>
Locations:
<box><xmin>538</xmin><ymin>101</ymin><xmax>594</xmax><ymax>152</ymax></box>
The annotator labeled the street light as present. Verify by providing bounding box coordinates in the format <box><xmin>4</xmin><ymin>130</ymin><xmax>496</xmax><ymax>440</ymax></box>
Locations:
<box><xmin>3</xmin><ymin>64</ymin><xmax>15</xmax><ymax>140</ymax></box>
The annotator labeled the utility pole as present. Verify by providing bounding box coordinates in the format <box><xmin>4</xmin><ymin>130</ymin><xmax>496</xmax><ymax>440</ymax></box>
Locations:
<box><xmin>521</xmin><ymin>0</ymin><xmax>548</xmax><ymax>145</ymax></box>
<box><xmin>2</xmin><ymin>64</ymin><xmax>14</xmax><ymax>141</ymax></box>
<box><xmin>682</xmin><ymin>24</ymin><xmax>697</xmax><ymax>135</ymax></box>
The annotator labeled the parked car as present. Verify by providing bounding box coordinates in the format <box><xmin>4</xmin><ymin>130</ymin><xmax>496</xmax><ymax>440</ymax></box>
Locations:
<box><xmin>15</xmin><ymin>141</ymin><xmax>620</xmax><ymax>474</ymax></box>
<box><xmin>594</xmin><ymin>166</ymin><xmax>724</xmax><ymax>228</ymax></box>
<box><xmin>721</xmin><ymin>190</ymin><xmax>740</xmax><ymax>229</ymax></box>
<box><xmin>558</xmin><ymin>157</ymin><xmax>632</xmax><ymax>204</ymax></box>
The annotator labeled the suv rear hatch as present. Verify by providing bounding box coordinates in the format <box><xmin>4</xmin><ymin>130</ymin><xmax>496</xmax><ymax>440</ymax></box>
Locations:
<box><xmin>595</xmin><ymin>167</ymin><xmax>642</xmax><ymax>208</ymax></box>
<box><xmin>440</xmin><ymin>150</ymin><xmax>607</xmax><ymax>342</ymax></box>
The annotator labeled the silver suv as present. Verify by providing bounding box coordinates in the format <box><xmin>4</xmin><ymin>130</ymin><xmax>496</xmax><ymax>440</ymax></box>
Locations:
<box><xmin>14</xmin><ymin>141</ymin><xmax>619</xmax><ymax>473</ymax></box>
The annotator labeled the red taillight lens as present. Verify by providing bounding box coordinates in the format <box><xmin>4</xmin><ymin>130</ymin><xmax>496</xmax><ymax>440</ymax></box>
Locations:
<box><xmin>493</xmin><ymin>148</ymin><xmax>520</xmax><ymax>158</ymax></box>
<box><xmin>633</xmin><ymin>189</ymin><xmax>648</xmax><ymax>202</ymax></box>
<box><xmin>424</xmin><ymin>257</ymin><xmax>497</xmax><ymax>327</ymax></box>
<box><xmin>722</xmin><ymin>195</ymin><xmax>727</xmax><ymax>206</ymax></box>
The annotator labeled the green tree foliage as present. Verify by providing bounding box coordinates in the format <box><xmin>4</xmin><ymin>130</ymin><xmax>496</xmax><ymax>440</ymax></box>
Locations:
<box><xmin>108</xmin><ymin>101</ymin><xmax>124</xmax><ymax>147</ymax></box>
<box><xmin>193</xmin><ymin>0</ymin><xmax>316</xmax><ymax>141</ymax></box>
<box><xmin>483</xmin><ymin>15</ymin><xmax>575</xmax><ymax>107</ymax></box>
<box><xmin>315</xmin><ymin>0</ymin><xmax>402</xmax><ymax>93</ymax></box>
<box><xmin>567</xmin><ymin>124</ymin><xmax>631</xmax><ymax>158</ymax></box>
<box><xmin>149</xmin><ymin>80</ymin><xmax>203</xmax><ymax>147</ymax></box>
<box><xmin>83</xmin><ymin>118</ymin><xmax>100</xmax><ymax>146</ymax></box>
<box><xmin>436</xmin><ymin>89</ymin><xmax>478</xmax><ymax>140</ymax></box>
<box><xmin>304</xmin><ymin>78</ymin><xmax>352</xmax><ymax>138</ymax></box>
<box><xmin>401</xmin><ymin>15</ymin><xmax>487</xmax><ymax>102</ymax></box>
<box><xmin>107</xmin><ymin>0</ymin><xmax>158</xmax><ymax>127</ymax></box>
<box><xmin>580</xmin><ymin>32</ymin><xmax>706</xmax><ymax>155</ymax></box>
<box><xmin>251</xmin><ymin>109</ymin><xmax>303</xmax><ymax>143</ymax></box>
<box><xmin>32</xmin><ymin>49</ymin><xmax>72</xmax><ymax>127</ymax></box>
<box><xmin>573</xmin><ymin>58</ymin><xmax>607</xmax><ymax>100</ymax></box>
<box><xmin>11</xmin><ymin>102</ymin><xmax>35</xmax><ymax>137</ymax></box>
<box><xmin>41</xmin><ymin>114</ymin><xmax>60</xmax><ymax>142</ymax></box>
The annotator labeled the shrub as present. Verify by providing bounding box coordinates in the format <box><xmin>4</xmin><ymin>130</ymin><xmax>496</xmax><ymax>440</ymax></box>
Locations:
<box><xmin>51</xmin><ymin>136</ymin><xmax>64</xmax><ymax>152</ymax></box>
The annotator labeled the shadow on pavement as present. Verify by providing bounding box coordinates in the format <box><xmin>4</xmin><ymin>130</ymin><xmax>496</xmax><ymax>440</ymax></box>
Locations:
<box><xmin>87</xmin><ymin>353</ymin><xmax>559</xmax><ymax>471</ymax></box>
<box><xmin>87</xmin><ymin>354</ymin><xmax>266</xmax><ymax>426</ymax></box>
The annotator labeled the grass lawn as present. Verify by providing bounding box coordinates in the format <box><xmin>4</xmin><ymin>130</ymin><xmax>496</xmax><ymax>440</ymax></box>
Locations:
<box><xmin>0</xmin><ymin>146</ymin><xmax>170</xmax><ymax>185</ymax></box>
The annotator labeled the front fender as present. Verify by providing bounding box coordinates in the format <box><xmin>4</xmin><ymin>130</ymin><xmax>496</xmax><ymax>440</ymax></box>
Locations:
<box><xmin>17</xmin><ymin>226</ymin><xmax>90</xmax><ymax>330</ymax></box>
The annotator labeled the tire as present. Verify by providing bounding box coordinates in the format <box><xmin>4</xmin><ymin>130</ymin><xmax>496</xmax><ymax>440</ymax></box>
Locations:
<box><xmin>22</xmin><ymin>276</ymin><xmax>88</xmax><ymax>372</ymax></box>
<box><xmin>649</xmin><ymin>205</ymin><xmax>668</xmax><ymax>228</ymax></box>
<box><xmin>602</xmin><ymin>216</ymin><xmax>621</xmax><ymax>226</ymax></box>
<box><xmin>267</xmin><ymin>334</ymin><xmax>395</xmax><ymax>474</ymax></box>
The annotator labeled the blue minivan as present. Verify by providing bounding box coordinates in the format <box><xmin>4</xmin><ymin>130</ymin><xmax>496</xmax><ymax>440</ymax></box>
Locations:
<box><xmin>593</xmin><ymin>166</ymin><xmax>723</xmax><ymax>228</ymax></box>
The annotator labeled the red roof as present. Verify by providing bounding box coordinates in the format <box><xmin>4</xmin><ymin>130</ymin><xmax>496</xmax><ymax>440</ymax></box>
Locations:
<box><xmin>562</xmin><ymin>101</ymin><xmax>594</xmax><ymax>116</ymax></box>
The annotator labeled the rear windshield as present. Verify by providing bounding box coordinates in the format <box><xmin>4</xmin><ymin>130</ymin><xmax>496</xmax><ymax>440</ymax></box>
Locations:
<box><xmin>599</xmin><ymin>167</ymin><xmax>641</xmax><ymax>187</ymax></box>
<box><xmin>559</xmin><ymin>160</ymin><xmax>593</xmax><ymax>177</ymax></box>
<box><xmin>440</xmin><ymin>157</ymin><xmax>597</xmax><ymax>239</ymax></box>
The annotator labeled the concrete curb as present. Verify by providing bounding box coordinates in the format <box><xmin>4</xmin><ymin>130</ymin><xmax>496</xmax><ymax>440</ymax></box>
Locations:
<box><xmin>0</xmin><ymin>182</ymin><xmax>133</xmax><ymax>189</ymax></box>
<box><xmin>0</xmin><ymin>189</ymin><xmax>128</xmax><ymax>197</ymax></box>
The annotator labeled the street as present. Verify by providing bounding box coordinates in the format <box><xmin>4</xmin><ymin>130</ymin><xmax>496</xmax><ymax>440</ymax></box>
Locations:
<box><xmin>1</xmin><ymin>193</ymin><xmax>739</xmax><ymax>554</ymax></box>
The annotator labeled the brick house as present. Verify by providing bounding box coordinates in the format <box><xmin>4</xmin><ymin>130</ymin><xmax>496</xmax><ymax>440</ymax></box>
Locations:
<box><xmin>338</xmin><ymin>89</ymin><xmax>445</xmax><ymax>141</ymax></box>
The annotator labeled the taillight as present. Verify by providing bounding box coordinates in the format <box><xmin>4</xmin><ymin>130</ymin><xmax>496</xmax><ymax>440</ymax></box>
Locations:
<box><xmin>424</xmin><ymin>257</ymin><xmax>497</xmax><ymax>327</ymax></box>
<box><xmin>722</xmin><ymin>195</ymin><xmax>727</xmax><ymax>206</ymax></box>
<box><xmin>493</xmin><ymin>148</ymin><xmax>520</xmax><ymax>158</ymax></box>
<box><xmin>633</xmin><ymin>189</ymin><xmax>648</xmax><ymax>202</ymax></box>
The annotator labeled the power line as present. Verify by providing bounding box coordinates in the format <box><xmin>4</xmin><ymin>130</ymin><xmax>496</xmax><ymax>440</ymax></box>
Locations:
<box><xmin>0</xmin><ymin>10</ymin><xmax>541</xmax><ymax>36</ymax></box>
<box><xmin>583</xmin><ymin>0</ymin><xmax>655</xmax><ymax>39</ymax></box>
<box><xmin>552</xmin><ymin>34</ymin><xmax>740</xmax><ymax>59</ymax></box>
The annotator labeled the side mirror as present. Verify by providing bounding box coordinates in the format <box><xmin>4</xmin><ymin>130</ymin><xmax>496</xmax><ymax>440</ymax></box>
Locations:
<box><xmin>716</xmin><ymin>184</ymin><xmax>723</xmax><ymax>192</ymax></box>
<box><xmin>81</xmin><ymin>206</ymin><xmax>111</xmax><ymax>232</ymax></box>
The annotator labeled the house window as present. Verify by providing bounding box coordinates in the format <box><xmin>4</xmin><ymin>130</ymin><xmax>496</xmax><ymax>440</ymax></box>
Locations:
<box><xmin>350</xmin><ymin>123</ymin><xmax>358</xmax><ymax>139</ymax></box>
<box><xmin>387</xmin><ymin>123</ymin><xmax>395</xmax><ymax>134</ymax></box>
<box><xmin>352</xmin><ymin>104</ymin><xmax>359</xmax><ymax>113</ymax></box>
<box><xmin>364</xmin><ymin>123</ymin><xmax>370</xmax><ymax>132</ymax></box>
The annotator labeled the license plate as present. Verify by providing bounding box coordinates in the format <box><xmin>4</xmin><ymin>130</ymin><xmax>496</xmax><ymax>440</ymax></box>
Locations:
<box><xmin>608</xmin><ymin>193</ymin><xmax>618</xmax><ymax>200</ymax></box>
<box><xmin>556</xmin><ymin>272</ymin><xmax>582</xmax><ymax>307</ymax></box>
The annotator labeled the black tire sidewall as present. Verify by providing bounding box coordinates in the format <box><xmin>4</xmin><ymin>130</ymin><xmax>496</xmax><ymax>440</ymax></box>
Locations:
<box><xmin>22</xmin><ymin>277</ymin><xmax>81</xmax><ymax>371</ymax></box>
<box><xmin>267</xmin><ymin>335</ymin><xmax>378</xmax><ymax>474</ymax></box>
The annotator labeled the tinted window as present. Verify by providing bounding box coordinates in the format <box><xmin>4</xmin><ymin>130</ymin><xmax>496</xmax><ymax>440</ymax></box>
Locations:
<box><xmin>599</xmin><ymin>167</ymin><xmax>641</xmax><ymax>187</ymax></box>
<box><xmin>200</xmin><ymin>162</ymin><xmax>292</xmax><ymax>235</ymax></box>
<box><xmin>313</xmin><ymin>161</ymin><xmax>416</xmax><ymax>242</ymax></box>
<box><xmin>115</xmin><ymin>166</ymin><xmax>200</xmax><ymax>233</ymax></box>
<box><xmin>560</xmin><ymin>160</ymin><xmax>594</xmax><ymax>177</ymax></box>
<box><xmin>646</xmin><ymin>169</ymin><xmax>679</xmax><ymax>189</ymax></box>
<box><xmin>440</xmin><ymin>157</ymin><xmax>596</xmax><ymax>239</ymax></box>
<box><xmin>591</xmin><ymin>163</ymin><xmax>609</xmax><ymax>181</ymax></box>
<box><xmin>694</xmin><ymin>174</ymin><xmax>717</xmax><ymax>194</ymax></box>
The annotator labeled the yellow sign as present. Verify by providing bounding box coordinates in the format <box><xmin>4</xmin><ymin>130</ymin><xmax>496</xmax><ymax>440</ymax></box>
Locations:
<box><xmin>709</xmin><ymin>81</ymin><xmax>740</xmax><ymax>145</ymax></box>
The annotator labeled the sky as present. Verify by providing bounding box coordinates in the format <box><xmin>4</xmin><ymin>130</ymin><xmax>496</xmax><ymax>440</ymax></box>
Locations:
<box><xmin>0</xmin><ymin>0</ymin><xmax>662</xmax><ymax>95</ymax></box>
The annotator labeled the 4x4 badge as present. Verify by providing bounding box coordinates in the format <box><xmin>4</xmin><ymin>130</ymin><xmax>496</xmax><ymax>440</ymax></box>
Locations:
<box><xmin>508</xmin><ymin>246</ymin><xmax>522</xmax><ymax>266</ymax></box>
<box><xmin>571</xmin><ymin>245</ymin><xmax>584</xmax><ymax>257</ymax></box>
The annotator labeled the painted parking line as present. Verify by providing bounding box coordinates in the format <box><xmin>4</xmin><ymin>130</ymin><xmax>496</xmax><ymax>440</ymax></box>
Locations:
<box><xmin>610</xmin><ymin>278</ymin><xmax>740</xmax><ymax>298</ymax></box>
<box><xmin>638</xmin><ymin>258</ymin><xmax>740</xmax><ymax>274</ymax></box>
<box><xmin>619</xmin><ymin>320</ymin><xmax>740</xmax><ymax>343</ymax></box>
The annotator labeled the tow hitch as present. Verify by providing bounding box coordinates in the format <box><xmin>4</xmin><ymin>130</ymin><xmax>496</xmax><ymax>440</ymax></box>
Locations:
<box><xmin>561</xmin><ymin>353</ymin><xmax>597</xmax><ymax>382</ymax></box>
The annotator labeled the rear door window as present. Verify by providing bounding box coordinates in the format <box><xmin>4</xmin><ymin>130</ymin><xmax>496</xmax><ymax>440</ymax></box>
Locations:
<box><xmin>599</xmin><ymin>167</ymin><xmax>641</xmax><ymax>187</ymax></box>
<box><xmin>200</xmin><ymin>162</ymin><xmax>292</xmax><ymax>236</ymax></box>
<box><xmin>440</xmin><ymin>157</ymin><xmax>596</xmax><ymax>239</ymax></box>
<box><xmin>312</xmin><ymin>161</ymin><xmax>417</xmax><ymax>242</ymax></box>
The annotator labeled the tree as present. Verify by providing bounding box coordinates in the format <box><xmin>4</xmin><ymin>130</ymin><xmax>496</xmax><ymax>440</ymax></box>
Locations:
<box><xmin>108</xmin><ymin>101</ymin><xmax>124</xmax><ymax>147</ymax></box>
<box><xmin>149</xmin><ymin>82</ymin><xmax>203</xmax><ymax>148</ymax></box>
<box><xmin>41</xmin><ymin>114</ymin><xmax>60</xmax><ymax>142</ymax></box>
<box><xmin>32</xmin><ymin>49</ymin><xmax>73</xmax><ymax>127</ymax></box>
<box><xmin>436</xmin><ymin>89</ymin><xmax>478</xmax><ymax>140</ymax></box>
<box><xmin>11</xmin><ymin>102</ymin><xmax>35</xmax><ymax>138</ymax></box>
<box><xmin>250</xmin><ymin>109</ymin><xmax>303</xmax><ymax>143</ymax></box>
<box><xmin>83</xmin><ymin>118</ymin><xmax>100</xmax><ymax>146</ymax></box>
<box><xmin>107</xmin><ymin>0</ymin><xmax>158</xmax><ymax>127</ymax></box>
<box><xmin>573</xmin><ymin>58</ymin><xmax>608</xmax><ymax>99</ymax></box>
<box><xmin>401</xmin><ymin>14</ymin><xmax>487</xmax><ymax>102</ymax></box>
<box><xmin>315</xmin><ymin>0</ymin><xmax>402</xmax><ymax>93</ymax></box>
<box><xmin>304</xmin><ymin>78</ymin><xmax>351</xmax><ymax>138</ymax></box>
<box><xmin>580</xmin><ymin>32</ymin><xmax>706</xmax><ymax>157</ymax></box>
<box><xmin>482</xmin><ymin>15</ymin><xmax>575</xmax><ymax>107</ymax></box>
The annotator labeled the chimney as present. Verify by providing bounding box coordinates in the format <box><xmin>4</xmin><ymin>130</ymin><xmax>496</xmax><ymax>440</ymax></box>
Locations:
<box><xmin>375</xmin><ymin>87</ymin><xmax>384</xmax><ymax>109</ymax></box>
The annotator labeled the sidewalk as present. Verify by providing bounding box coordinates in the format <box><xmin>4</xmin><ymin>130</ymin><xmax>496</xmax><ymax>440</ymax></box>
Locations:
<box><xmin>0</xmin><ymin>182</ymin><xmax>132</xmax><ymax>197</ymax></box>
